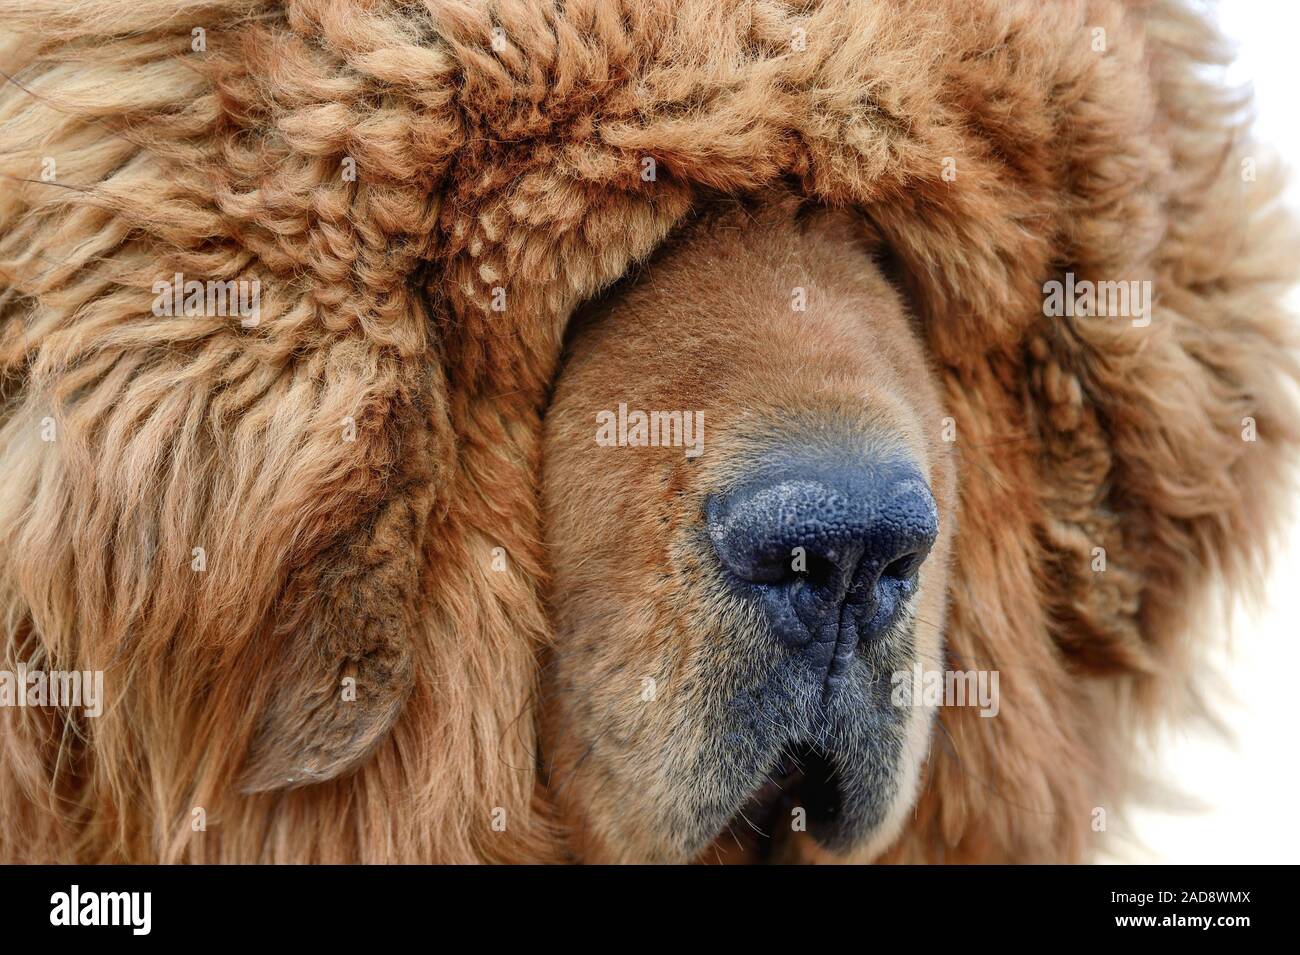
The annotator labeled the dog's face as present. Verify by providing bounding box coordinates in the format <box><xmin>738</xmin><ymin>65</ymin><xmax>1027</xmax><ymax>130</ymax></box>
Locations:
<box><xmin>540</xmin><ymin>195</ymin><xmax>957</xmax><ymax>863</ymax></box>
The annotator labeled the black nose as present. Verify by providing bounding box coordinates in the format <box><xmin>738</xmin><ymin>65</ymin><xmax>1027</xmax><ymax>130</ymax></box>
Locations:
<box><xmin>706</xmin><ymin>453</ymin><xmax>938</xmax><ymax>654</ymax></box>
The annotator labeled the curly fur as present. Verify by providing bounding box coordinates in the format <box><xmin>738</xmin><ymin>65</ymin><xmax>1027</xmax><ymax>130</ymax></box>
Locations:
<box><xmin>0</xmin><ymin>0</ymin><xmax>1295</xmax><ymax>862</ymax></box>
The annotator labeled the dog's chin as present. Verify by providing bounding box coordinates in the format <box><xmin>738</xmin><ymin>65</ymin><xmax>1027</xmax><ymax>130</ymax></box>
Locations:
<box><xmin>692</xmin><ymin>739</ymin><xmax>917</xmax><ymax>864</ymax></box>
<box><xmin>547</xmin><ymin>597</ymin><xmax>939</xmax><ymax>863</ymax></box>
<box><xmin>698</xmin><ymin>743</ymin><xmax>851</xmax><ymax>864</ymax></box>
<box><xmin>676</xmin><ymin>618</ymin><xmax>936</xmax><ymax>864</ymax></box>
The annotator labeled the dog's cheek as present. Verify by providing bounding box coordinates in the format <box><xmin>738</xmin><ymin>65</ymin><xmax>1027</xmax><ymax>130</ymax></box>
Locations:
<box><xmin>540</xmin><ymin>421</ymin><xmax>705</xmax><ymax>859</ymax></box>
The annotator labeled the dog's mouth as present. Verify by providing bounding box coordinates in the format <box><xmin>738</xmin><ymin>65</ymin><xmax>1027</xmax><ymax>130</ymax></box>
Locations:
<box><xmin>703</xmin><ymin>743</ymin><xmax>846</xmax><ymax>864</ymax></box>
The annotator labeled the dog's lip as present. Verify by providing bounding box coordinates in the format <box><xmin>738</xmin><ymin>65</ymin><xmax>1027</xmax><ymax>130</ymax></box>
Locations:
<box><xmin>716</xmin><ymin>743</ymin><xmax>845</xmax><ymax>862</ymax></box>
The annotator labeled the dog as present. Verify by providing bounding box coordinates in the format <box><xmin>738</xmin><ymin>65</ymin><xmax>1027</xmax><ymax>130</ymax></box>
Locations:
<box><xmin>0</xmin><ymin>0</ymin><xmax>1295</xmax><ymax>863</ymax></box>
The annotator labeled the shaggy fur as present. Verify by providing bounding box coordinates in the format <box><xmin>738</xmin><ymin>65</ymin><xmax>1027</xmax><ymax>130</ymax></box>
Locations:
<box><xmin>0</xmin><ymin>0</ymin><xmax>1295</xmax><ymax>863</ymax></box>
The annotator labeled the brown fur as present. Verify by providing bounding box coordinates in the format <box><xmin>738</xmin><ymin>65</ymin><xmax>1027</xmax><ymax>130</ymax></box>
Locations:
<box><xmin>542</xmin><ymin>194</ymin><xmax>958</xmax><ymax>862</ymax></box>
<box><xmin>0</xmin><ymin>0</ymin><xmax>1295</xmax><ymax>863</ymax></box>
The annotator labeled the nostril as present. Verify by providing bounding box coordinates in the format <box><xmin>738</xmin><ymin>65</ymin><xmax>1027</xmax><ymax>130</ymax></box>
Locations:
<box><xmin>881</xmin><ymin>551</ymin><xmax>924</xmax><ymax>583</ymax></box>
<box><xmin>799</xmin><ymin>553</ymin><xmax>841</xmax><ymax>591</ymax></box>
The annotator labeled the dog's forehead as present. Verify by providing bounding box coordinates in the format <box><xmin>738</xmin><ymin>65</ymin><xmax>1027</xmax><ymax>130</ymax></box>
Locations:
<box><xmin>588</xmin><ymin>196</ymin><xmax>892</xmax><ymax>335</ymax></box>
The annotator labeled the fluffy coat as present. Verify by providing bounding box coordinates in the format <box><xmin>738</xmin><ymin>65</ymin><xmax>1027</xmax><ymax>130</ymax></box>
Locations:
<box><xmin>0</xmin><ymin>0</ymin><xmax>1294</xmax><ymax>862</ymax></box>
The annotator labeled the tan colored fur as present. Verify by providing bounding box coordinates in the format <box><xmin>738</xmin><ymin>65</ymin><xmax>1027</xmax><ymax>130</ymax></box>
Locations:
<box><xmin>542</xmin><ymin>195</ymin><xmax>957</xmax><ymax>862</ymax></box>
<box><xmin>0</xmin><ymin>0</ymin><xmax>1295</xmax><ymax>862</ymax></box>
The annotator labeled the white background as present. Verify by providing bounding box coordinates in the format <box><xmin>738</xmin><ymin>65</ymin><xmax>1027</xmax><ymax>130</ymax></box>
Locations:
<box><xmin>1111</xmin><ymin>0</ymin><xmax>1299</xmax><ymax>864</ymax></box>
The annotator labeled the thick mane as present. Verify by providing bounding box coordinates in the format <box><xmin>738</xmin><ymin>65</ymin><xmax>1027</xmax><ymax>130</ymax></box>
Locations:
<box><xmin>0</xmin><ymin>0</ymin><xmax>1294</xmax><ymax>862</ymax></box>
